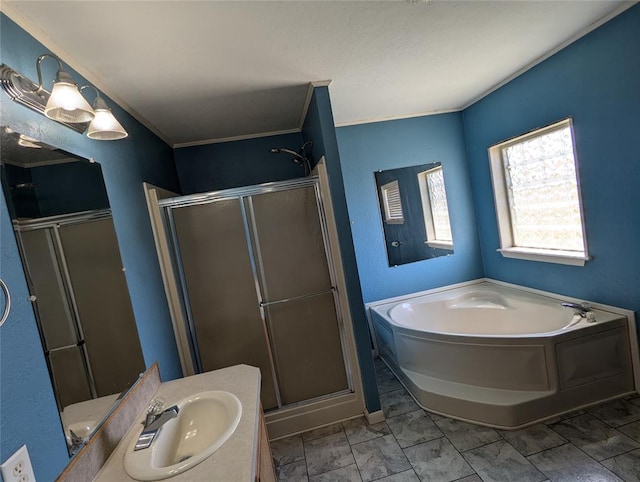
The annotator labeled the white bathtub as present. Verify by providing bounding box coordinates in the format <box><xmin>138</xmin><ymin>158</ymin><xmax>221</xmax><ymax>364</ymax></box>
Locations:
<box><xmin>369</xmin><ymin>280</ymin><xmax>639</xmax><ymax>429</ymax></box>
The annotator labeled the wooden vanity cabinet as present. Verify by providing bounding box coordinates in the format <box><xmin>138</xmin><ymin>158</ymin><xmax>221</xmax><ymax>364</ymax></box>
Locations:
<box><xmin>256</xmin><ymin>406</ymin><xmax>276</xmax><ymax>482</ymax></box>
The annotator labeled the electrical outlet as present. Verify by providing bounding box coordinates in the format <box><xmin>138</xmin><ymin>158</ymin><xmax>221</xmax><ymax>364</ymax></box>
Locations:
<box><xmin>0</xmin><ymin>445</ymin><xmax>35</xmax><ymax>482</ymax></box>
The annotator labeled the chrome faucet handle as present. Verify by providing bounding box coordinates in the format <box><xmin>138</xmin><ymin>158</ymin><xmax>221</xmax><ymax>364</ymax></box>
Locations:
<box><xmin>142</xmin><ymin>398</ymin><xmax>166</xmax><ymax>427</ymax></box>
<box><xmin>561</xmin><ymin>301</ymin><xmax>590</xmax><ymax>314</ymax></box>
<box><xmin>147</xmin><ymin>397</ymin><xmax>165</xmax><ymax>415</ymax></box>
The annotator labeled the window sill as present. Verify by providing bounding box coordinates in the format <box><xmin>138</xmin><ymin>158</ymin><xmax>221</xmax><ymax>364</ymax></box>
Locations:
<box><xmin>497</xmin><ymin>247</ymin><xmax>590</xmax><ymax>266</ymax></box>
<box><xmin>426</xmin><ymin>241</ymin><xmax>453</xmax><ymax>250</ymax></box>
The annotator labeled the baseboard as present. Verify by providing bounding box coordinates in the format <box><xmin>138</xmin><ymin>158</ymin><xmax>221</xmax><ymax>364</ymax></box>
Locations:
<box><xmin>365</xmin><ymin>409</ymin><xmax>385</xmax><ymax>425</ymax></box>
<box><xmin>265</xmin><ymin>392</ymin><xmax>364</xmax><ymax>440</ymax></box>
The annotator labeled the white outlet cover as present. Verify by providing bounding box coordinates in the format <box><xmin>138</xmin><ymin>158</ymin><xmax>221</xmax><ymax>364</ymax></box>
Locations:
<box><xmin>0</xmin><ymin>445</ymin><xmax>36</xmax><ymax>482</ymax></box>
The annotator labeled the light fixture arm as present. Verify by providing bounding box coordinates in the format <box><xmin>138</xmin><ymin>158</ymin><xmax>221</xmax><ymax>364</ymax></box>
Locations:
<box><xmin>80</xmin><ymin>84</ymin><xmax>104</xmax><ymax>106</ymax></box>
<box><xmin>33</xmin><ymin>53</ymin><xmax>65</xmax><ymax>96</ymax></box>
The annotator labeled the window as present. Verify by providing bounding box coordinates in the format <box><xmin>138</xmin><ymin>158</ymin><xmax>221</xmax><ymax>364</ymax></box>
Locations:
<box><xmin>380</xmin><ymin>180</ymin><xmax>404</xmax><ymax>224</ymax></box>
<box><xmin>418</xmin><ymin>165</ymin><xmax>453</xmax><ymax>249</ymax></box>
<box><xmin>488</xmin><ymin>118</ymin><xmax>589</xmax><ymax>266</ymax></box>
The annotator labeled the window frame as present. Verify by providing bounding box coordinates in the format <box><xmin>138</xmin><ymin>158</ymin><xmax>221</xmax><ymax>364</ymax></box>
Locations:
<box><xmin>418</xmin><ymin>165</ymin><xmax>453</xmax><ymax>249</ymax></box>
<box><xmin>487</xmin><ymin>118</ymin><xmax>590</xmax><ymax>266</ymax></box>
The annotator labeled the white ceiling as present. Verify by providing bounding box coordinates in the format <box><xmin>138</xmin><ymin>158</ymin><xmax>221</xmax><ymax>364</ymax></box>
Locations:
<box><xmin>2</xmin><ymin>1</ymin><xmax>633</xmax><ymax>147</ymax></box>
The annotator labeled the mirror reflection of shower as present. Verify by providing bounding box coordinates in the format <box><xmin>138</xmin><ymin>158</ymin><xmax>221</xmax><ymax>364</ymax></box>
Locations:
<box><xmin>270</xmin><ymin>140</ymin><xmax>313</xmax><ymax>176</ymax></box>
<box><xmin>0</xmin><ymin>126</ymin><xmax>145</xmax><ymax>456</ymax></box>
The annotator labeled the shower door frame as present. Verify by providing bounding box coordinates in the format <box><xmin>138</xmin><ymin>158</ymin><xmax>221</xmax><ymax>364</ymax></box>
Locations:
<box><xmin>158</xmin><ymin>177</ymin><xmax>356</xmax><ymax>412</ymax></box>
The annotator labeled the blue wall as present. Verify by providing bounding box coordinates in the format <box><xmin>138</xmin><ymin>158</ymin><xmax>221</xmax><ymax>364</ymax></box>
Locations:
<box><xmin>462</xmin><ymin>4</ymin><xmax>640</xmax><ymax>315</ymax></box>
<box><xmin>174</xmin><ymin>133</ymin><xmax>305</xmax><ymax>193</ymax></box>
<box><xmin>4</xmin><ymin>161</ymin><xmax>111</xmax><ymax>218</ymax></box>
<box><xmin>302</xmin><ymin>87</ymin><xmax>380</xmax><ymax>413</ymax></box>
<box><xmin>336</xmin><ymin>114</ymin><xmax>483</xmax><ymax>303</ymax></box>
<box><xmin>0</xmin><ymin>14</ymin><xmax>182</xmax><ymax>479</ymax></box>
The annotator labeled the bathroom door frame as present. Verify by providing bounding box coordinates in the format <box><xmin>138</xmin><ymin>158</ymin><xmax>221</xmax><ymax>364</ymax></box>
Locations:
<box><xmin>148</xmin><ymin>164</ymin><xmax>366</xmax><ymax>437</ymax></box>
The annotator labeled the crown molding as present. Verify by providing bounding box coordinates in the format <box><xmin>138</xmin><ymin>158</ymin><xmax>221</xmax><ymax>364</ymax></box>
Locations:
<box><xmin>335</xmin><ymin>108</ymin><xmax>462</xmax><ymax>127</ymax></box>
<box><xmin>173</xmin><ymin>128</ymin><xmax>301</xmax><ymax>149</ymax></box>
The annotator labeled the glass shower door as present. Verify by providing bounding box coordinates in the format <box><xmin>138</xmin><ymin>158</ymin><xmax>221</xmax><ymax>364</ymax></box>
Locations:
<box><xmin>171</xmin><ymin>198</ymin><xmax>279</xmax><ymax>409</ymax></box>
<box><xmin>165</xmin><ymin>179</ymin><xmax>351</xmax><ymax>412</ymax></box>
<box><xmin>59</xmin><ymin>218</ymin><xmax>145</xmax><ymax>397</ymax></box>
<box><xmin>19</xmin><ymin>227</ymin><xmax>93</xmax><ymax>407</ymax></box>
<box><xmin>249</xmin><ymin>186</ymin><xmax>349</xmax><ymax>405</ymax></box>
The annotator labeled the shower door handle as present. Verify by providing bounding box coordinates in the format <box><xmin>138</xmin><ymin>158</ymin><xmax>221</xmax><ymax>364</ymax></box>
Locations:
<box><xmin>259</xmin><ymin>287</ymin><xmax>336</xmax><ymax>308</ymax></box>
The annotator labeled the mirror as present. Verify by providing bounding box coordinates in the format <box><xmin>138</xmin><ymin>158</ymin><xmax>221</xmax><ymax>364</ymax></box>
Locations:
<box><xmin>375</xmin><ymin>162</ymin><xmax>454</xmax><ymax>266</ymax></box>
<box><xmin>0</xmin><ymin>127</ymin><xmax>145</xmax><ymax>456</ymax></box>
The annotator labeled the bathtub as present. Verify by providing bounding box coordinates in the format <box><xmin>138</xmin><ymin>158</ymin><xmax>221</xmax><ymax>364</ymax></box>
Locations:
<box><xmin>369</xmin><ymin>280</ymin><xmax>639</xmax><ymax>429</ymax></box>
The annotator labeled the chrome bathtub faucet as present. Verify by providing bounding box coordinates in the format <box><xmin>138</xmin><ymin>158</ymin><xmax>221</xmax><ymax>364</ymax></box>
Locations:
<box><xmin>561</xmin><ymin>302</ymin><xmax>596</xmax><ymax>322</ymax></box>
<box><xmin>134</xmin><ymin>404</ymin><xmax>179</xmax><ymax>451</ymax></box>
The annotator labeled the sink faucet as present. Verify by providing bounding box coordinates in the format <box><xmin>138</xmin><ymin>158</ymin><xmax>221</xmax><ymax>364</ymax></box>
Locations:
<box><xmin>134</xmin><ymin>405</ymin><xmax>179</xmax><ymax>451</ymax></box>
<box><xmin>561</xmin><ymin>302</ymin><xmax>596</xmax><ymax>322</ymax></box>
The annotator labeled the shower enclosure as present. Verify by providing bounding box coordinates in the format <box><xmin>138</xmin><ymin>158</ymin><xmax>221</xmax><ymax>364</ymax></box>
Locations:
<box><xmin>14</xmin><ymin>210</ymin><xmax>145</xmax><ymax>409</ymax></box>
<box><xmin>149</xmin><ymin>172</ymin><xmax>364</xmax><ymax>436</ymax></box>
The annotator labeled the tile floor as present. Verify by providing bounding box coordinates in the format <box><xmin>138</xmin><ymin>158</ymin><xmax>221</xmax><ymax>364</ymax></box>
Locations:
<box><xmin>270</xmin><ymin>358</ymin><xmax>640</xmax><ymax>482</ymax></box>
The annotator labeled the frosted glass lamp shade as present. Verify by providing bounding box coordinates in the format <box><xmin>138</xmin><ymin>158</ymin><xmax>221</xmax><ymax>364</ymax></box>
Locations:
<box><xmin>86</xmin><ymin>97</ymin><xmax>128</xmax><ymax>140</ymax></box>
<box><xmin>45</xmin><ymin>80</ymin><xmax>95</xmax><ymax>124</ymax></box>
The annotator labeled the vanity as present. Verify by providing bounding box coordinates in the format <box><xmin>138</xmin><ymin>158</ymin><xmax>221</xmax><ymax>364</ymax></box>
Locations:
<box><xmin>60</xmin><ymin>364</ymin><xmax>275</xmax><ymax>482</ymax></box>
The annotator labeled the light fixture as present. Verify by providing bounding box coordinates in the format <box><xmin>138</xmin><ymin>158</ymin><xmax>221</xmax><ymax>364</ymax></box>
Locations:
<box><xmin>81</xmin><ymin>86</ymin><xmax>128</xmax><ymax>140</ymax></box>
<box><xmin>0</xmin><ymin>54</ymin><xmax>128</xmax><ymax>140</ymax></box>
<box><xmin>35</xmin><ymin>54</ymin><xmax>94</xmax><ymax>123</ymax></box>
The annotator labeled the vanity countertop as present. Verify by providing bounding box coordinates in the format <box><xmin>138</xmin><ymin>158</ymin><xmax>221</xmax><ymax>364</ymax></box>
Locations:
<box><xmin>93</xmin><ymin>364</ymin><xmax>261</xmax><ymax>482</ymax></box>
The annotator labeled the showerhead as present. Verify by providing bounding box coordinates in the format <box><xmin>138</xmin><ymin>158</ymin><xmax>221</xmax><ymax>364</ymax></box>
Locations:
<box><xmin>270</xmin><ymin>141</ymin><xmax>314</xmax><ymax>176</ymax></box>
<box><xmin>269</xmin><ymin>147</ymin><xmax>306</xmax><ymax>165</ymax></box>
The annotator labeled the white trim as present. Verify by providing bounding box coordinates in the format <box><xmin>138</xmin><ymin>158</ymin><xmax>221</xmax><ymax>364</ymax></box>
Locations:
<box><xmin>364</xmin><ymin>409</ymin><xmax>385</xmax><ymax>425</ymax></box>
<box><xmin>310</xmin><ymin>80</ymin><xmax>332</xmax><ymax>88</ymax></box>
<box><xmin>298</xmin><ymin>83</ymin><xmax>316</xmax><ymax>131</ymax></box>
<box><xmin>461</xmin><ymin>2</ymin><xmax>637</xmax><ymax>110</ymax></box>
<box><xmin>418</xmin><ymin>165</ymin><xmax>453</xmax><ymax>247</ymax></box>
<box><xmin>173</xmin><ymin>128</ymin><xmax>301</xmax><ymax>149</ymax></box>
<box><xmin>335</xmin><ymin>108</ymin><xmax>461</xmax><ymax>128</ymax></box>
<box><xmin>298</xmin><ymin>80</ymin><xmax>332</xmax><ymax>130</ymax></box>
<box><xmin>0</xmin><ymin>2</ymin><xmax>173</xmax><ymax>147</ymax></box>
<box><xmin>142</xmin><ymin>183</ymin><xmax>195</xmax><ymax>377</ymax></box>
<box><xmin>426</xmin><ymin>241</ymin><xmax>454</xmax><ymax>250</ymax></box>
<box><xmin>497</xmin><ymin>247</ymin><xmax>589</xmax><ymax>266</ymax></box>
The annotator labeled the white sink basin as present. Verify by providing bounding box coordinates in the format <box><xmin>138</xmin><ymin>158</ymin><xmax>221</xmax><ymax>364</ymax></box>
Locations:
<box><xmin>124</xmin><ymin>391</ymin><xmax>242</xmax><ymax>480</ymax></box>
<box><xmin>66</xmin><ymin>420</ymin><xmax>97</xmax><ymax>441</ymax></box>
